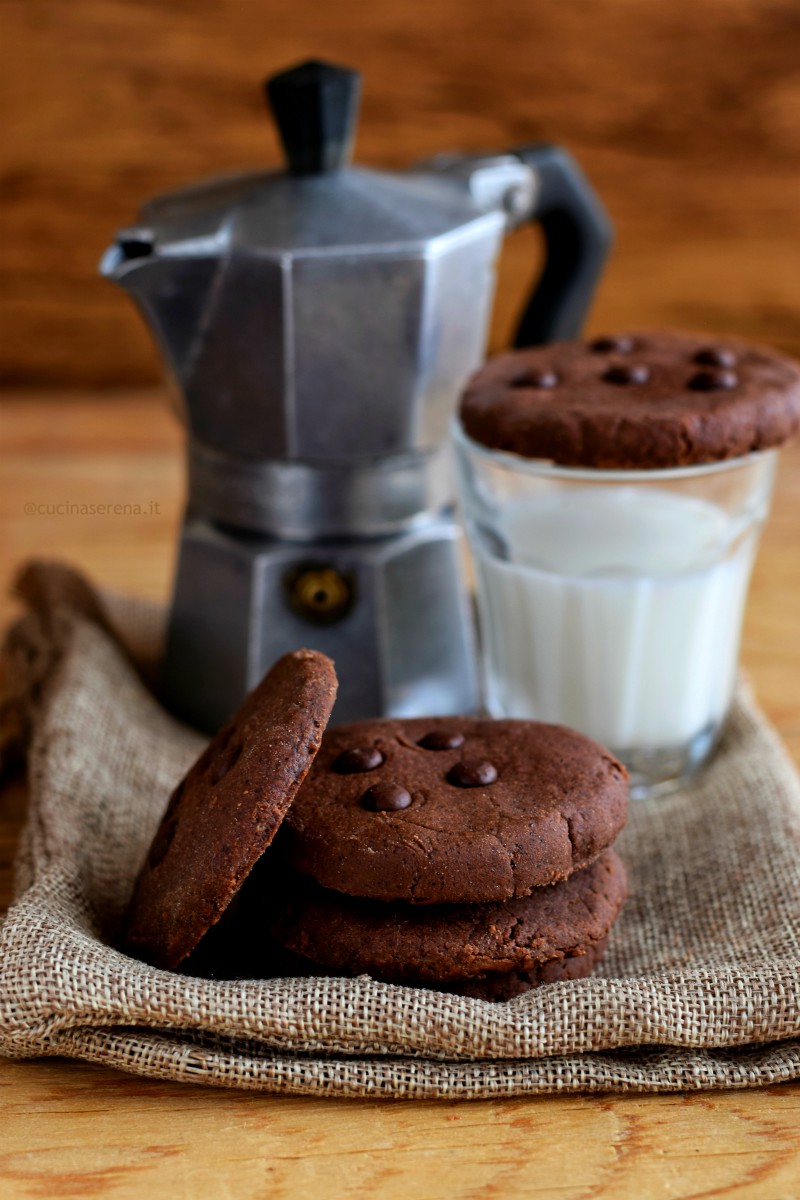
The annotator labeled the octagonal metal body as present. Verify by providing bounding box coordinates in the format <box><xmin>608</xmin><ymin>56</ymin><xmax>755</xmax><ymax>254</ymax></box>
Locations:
<box><xmin>102</xmin><ymin>168</ymin><xmax>504</xmax><ymax>467</ymax></box>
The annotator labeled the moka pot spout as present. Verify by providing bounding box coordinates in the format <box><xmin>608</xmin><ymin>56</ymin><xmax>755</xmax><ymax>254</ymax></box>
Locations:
<box><xmin>100</xmin><ymin>227</ymin><xmax>219</xmax><ymax>391</ymax></box>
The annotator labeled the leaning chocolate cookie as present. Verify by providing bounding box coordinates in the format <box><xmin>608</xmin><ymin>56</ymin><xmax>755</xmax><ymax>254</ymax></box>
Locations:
<box><xmin>459</xmin><ymin>329</ymin><xmax>800</xmax><ymax>469</ymax></box>
<box><xmin>277</xmin><ymin>717</ymin><xmax>627</xmax><ymax>904</ymax></box>
<box><xmin>123</xmin><ymin>648</ymin><xmax>338</xmax><ymax>969</ymax></box>
<box><xmin>269</xmin><ymin>850</ymin><xmax>626</xmax><ymax>984</ymax></box>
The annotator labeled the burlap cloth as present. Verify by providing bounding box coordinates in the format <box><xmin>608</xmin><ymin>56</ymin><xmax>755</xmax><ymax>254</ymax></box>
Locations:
<box><xmin>1</xmin><ymin>561</ymin><xmax>800</xmax><ymax>1098</ymax></box>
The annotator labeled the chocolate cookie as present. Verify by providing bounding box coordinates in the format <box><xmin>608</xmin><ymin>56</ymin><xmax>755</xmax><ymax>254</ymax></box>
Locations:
<box><xmin>459</xmin><ymin>329</ymin><xmax>800</xmax><ymax>469</ymax></box>
<box><xmin>279</xmin><ymin>717</ymin><xmax>627</xmax><ymax>904</ymax></box>
<box><xmin>190</xmin><ymin>928</ymin><xmax>609</xmax><ymax>1001</ymax></box>
<box><xmin>268</xmin><ymin>850</ymin><xmax>626</xmax><ymax>984</ymax></box>
<box><xmin>123</xmin><ymin>649</ymin><xmax>337</xmax><ymax>969</ymax></box>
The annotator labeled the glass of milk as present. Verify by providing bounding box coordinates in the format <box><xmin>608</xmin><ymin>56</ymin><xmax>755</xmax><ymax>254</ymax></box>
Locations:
<box><xmin>453</xmin><ymin>421</ymin><xmax>778</xmax><ymax>797</ymax></box>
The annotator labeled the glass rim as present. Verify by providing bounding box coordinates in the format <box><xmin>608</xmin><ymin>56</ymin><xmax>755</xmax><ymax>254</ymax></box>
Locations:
<box><xmin>451</xmin><ymin>418</ymin><xmax>778</xmax><ymax>483</ymax></box>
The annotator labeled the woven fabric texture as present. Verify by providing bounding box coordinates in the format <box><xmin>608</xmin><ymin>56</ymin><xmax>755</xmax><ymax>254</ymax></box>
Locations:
<box><xmin>1</xmin><ymin>561</ymin><xmax>800</xmax><ymax>1098</ymax></box>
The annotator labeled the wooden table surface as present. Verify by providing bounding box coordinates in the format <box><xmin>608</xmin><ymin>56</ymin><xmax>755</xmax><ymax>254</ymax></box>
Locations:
<box><xmin>2</xmin><ymin>392</ymin><xmax>800</xmax><ymax>1198</ymax></box>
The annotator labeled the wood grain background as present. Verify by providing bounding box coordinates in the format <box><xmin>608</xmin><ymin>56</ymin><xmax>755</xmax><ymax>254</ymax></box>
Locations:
<box><xmin>4</xmin><ymin>0</ymin><xmax>800</xmax><ymax>389</ymax></box>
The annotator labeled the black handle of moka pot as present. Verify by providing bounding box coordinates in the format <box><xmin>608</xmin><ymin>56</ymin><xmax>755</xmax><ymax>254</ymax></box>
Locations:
<box><xmin>511</xmin><ymin>144</ymin><xmax>613</xmax><ymax>346</ymax></box>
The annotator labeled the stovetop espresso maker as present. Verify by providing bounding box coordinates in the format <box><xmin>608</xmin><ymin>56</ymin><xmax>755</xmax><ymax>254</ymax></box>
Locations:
<box><xmin>102</xmin><ymin>60</ymin><xmax>612</xmax><ymax>731</ymax></box>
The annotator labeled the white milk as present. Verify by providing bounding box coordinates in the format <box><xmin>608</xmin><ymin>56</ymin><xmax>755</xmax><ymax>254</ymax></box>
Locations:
<box><xmin>473</xmin><ymin>487</ymin><xmax>758</xmax><ymax>751</ymax></box>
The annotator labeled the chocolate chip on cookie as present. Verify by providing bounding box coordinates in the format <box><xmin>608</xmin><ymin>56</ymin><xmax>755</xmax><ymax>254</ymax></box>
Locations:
<box><xmin>602</xmin><ymin>363</ymin><xmax>650</xmax><ymax>386</ymax></box>
<box><xmin>361</xmin><ymin>781</ymin><xmax>413</xmax><ymax>812</ymax></box>
<box><xmin>511</xmin><ymin>368</ymin><xmax>560</xmax><ymax>390</ymax></box>
<box><xmin>446</xmin><ymin>758</ymin><xmax>498</xmax><ymax>787</ymax></box>
<box><xmin>688</xmin><ymin>368</ymin><xmax>738</xmax><ymax>392</ymax></box>
<box><xmin>417</xmin><ymin>730</ymin><xmax>465</xmax><ymax>751</ymax></box>
<box><xmin>590</xmin><ymin>334</ymin><xmax>636</xmax><ymax>354</ymax></box>
<box><xmin>694</xmin><ymin>346</ymin><xmax>737</xmax><ymax>368</ymax></box>
<box><xmin>334</xmin><ymin>746</ymin><xmax>384</xmax><ymax>773</ymax></box>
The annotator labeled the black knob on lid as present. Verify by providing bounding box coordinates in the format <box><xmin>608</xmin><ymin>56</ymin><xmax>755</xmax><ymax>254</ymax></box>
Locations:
<box><xmin>265</xmin><ymin>59</ymin><xmax>361</xmax><ymax>175</ymax></box>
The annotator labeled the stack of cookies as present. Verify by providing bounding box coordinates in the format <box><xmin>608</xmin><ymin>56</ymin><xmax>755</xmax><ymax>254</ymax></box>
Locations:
<box><xmin>124</xmin><ymin>650</ymin><xmax>629</xmax><ymax>1000</ymax></box>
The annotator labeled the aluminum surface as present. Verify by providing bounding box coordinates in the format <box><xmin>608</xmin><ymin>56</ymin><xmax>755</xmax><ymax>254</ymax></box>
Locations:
<box><xmin>101</xmin><ymin>165</ymin><xmax>511</xmax><ymax>471</ymax></box>
<box><xmin>187</xmin><ymin>441</ymin><xmax>453</xmax><ymax>538</ymax></box>
<box><xmin>163</xmin><ymin>513</ymin><xmax>480</xmax><ymax>731</ymax></box>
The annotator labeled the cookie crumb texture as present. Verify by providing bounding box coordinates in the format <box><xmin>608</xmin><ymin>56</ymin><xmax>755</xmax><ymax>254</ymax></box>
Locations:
<box><xmin>278</xmin><ymin>717</ymin><xmax>628</xmax><ymax>904</ymax></box>
<box><xmin>459</xmin><ymin>330</ymin><xmax>800</xmax><ymax>469</ymax></box>
<box><xmin>123</xmin><ymin>649</ymin><xmax>337</xmax><ymax>969</ymax></box>
<box><xmin>451</xmin><ymin>937</ymin><xmax>610</xmax><ymax>1001</ymax></box>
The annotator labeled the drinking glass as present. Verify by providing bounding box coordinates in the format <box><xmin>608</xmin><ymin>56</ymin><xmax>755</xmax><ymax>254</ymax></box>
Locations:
<box><xmin>453</xmin><ymin>420</ymin><xmax>778</xmax><ymax>797</ymax></box>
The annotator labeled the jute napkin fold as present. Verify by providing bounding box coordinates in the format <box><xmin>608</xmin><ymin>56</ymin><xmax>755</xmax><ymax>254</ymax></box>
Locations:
<box><xmin>2</xmin><ymin>561</ymin><xmax>800</xmax><ymax>1098</ymax></box>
